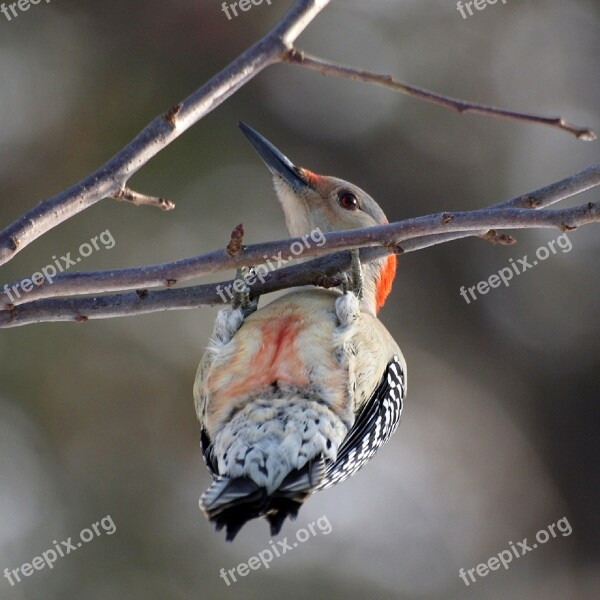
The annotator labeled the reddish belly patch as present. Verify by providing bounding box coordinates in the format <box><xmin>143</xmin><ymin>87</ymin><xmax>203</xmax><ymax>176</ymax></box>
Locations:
<box><xmin>217</xmin><ymin>314</ymin><xmax>310</xmax><ymax>399</ymax></box>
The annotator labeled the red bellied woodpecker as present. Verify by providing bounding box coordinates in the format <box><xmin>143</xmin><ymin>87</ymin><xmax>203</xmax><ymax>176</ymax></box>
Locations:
<box><xmin>194</xmin><ymin>123</ymin><xmax>406</xmax><ymax>540</ymax></box>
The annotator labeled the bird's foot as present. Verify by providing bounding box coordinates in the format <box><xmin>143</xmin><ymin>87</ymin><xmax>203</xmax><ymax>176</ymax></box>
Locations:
<box><xmin>340</xmin><ymin>249</ymin><xmax>363</xmax><ymax>300</ymax></box>
<box><xmin>232</xmin><ymin>266</ymin><xmax>259</xmax><ymax>319</ymax></box>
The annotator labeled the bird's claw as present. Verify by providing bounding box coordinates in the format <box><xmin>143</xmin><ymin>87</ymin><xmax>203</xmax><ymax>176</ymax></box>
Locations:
<box><xmin>232</xmin><ymin>266</ymin><xmax>259</xmax><ymax>318</ymax></box>
<box><xmin>341</xmin><ymin>249</ymin><xmax>363</xmax><ymax>299</ymax></box>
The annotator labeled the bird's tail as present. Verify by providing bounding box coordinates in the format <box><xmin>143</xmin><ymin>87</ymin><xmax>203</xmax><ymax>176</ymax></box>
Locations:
<box><xmin>200</xmin><ymin>458</ymin><xmax>326</xmax><ymax>541</ymax></box>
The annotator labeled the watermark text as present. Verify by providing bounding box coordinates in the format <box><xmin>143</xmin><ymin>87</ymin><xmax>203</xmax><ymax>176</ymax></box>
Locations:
<box><xmin>457</xmin><ymin>0</ymin><xmax>508</xmax><ymax>20</ymax></box>
<box><xmin>219</xmin><ymin>515</ymin><xmax>332</xmax><ymax>585</ymax></box>
<box><xmin>1</xmin><ymin>0</ymin><xmax>51</xmax><ymax>22</ymax></box>
<box><xmin>3</xmin><ymin>515</ymin><xmax>116</xmax><ymax>587</ymax></box>
<box><xmin>221</xmin><ymin>0</ymin><xmax>272</xmax><ymax>21</ymax></box>
<box><xmin>459</xmin><ymin>233</ymin><xmax>572</xmax><ymax>304</ymax></box>
<box><xmin>2</xmin><ymin>229</ymin><xmax>115</xmax><ymax>305</ymax></box>
<box><xmin>459</xmin><ymin>516</ymin><xmax>572</xmax><ymax>586</ymax></box>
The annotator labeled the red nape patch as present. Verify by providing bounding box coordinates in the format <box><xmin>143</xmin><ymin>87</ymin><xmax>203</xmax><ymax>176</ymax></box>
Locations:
<box><xmin>299</xmin><ymin>168</ymin><xmax>325</xmax><ymax>187</ymax></box>
<box><xmin>376</xmin><ymin>255</ymin><xmax>397</xmax><ymax>312</ymax></box>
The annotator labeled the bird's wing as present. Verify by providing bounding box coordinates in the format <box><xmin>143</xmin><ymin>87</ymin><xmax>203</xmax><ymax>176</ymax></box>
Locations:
<box><xmin>316</xmin><ymin>355</ymin><xmax>406</xmax><ymax>490</ymax></box>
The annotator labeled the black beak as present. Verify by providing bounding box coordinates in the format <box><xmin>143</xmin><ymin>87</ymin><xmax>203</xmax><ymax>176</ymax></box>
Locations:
<box><xmin>239</xmin><ymin>122</ymin><xmax>310</xmax><ymax>192</ymax></box>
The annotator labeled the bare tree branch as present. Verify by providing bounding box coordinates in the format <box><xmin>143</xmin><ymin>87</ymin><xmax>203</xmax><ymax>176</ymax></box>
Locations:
<box><xmin>0</xmin><ymin>255</ymin><xmax>348</xmax><ymax>328</ymax></box>
<box><xmin>1</xmin><ymin>196</ymin><xmax>597</xmax><ymax>327</ymax></box>
<box><xmin>0</xmin><ymin>0</ymin><xmax>332</xmax><ymax>267</ymax></box>
<box><xmin>2</xmin><ymin>165</ymin><xmax>597</xmax><ymax>309</ymax></box>
<box><xmin>284</xmin><ymin>49</ymin><xmax>597</xmax><ymax>141</ymax></box>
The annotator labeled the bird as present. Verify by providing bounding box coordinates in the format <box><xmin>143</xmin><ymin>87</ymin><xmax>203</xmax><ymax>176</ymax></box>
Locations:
<box><xmin>194</xmin><ymin>122</ymin><xmax>406</xmax><ymax>541</ymax></box>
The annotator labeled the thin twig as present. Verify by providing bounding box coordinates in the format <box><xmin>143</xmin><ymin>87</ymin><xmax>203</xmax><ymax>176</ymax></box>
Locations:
<box><xmin>284</xmin><ymin>49</ymin><xmax>597</xmax><ymax>141</ymax></box>
<box><xmin>113</xmin><ymin>188</ymin><xmax>175</xmax><ymax>211</ymax></box>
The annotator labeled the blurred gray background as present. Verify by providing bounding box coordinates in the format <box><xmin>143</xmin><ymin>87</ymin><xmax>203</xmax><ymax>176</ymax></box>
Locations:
<box><xmin>1</xmin><ymin>1</ymin><xmax>598</xmax><ymax>598</ymax></box>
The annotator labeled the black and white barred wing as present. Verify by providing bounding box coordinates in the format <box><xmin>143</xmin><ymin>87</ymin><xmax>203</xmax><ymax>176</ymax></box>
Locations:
<box><xmin>316</xmin><ymin>355</ymin><xmax>406</xmax><ymax>491</ymax></box>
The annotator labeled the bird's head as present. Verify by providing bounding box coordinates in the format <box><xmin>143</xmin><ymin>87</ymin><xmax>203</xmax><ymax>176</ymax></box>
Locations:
<box><xmin>239</xmin><ymin>122</ymin><xmax>396</xmax><ymax>314</ymax></box>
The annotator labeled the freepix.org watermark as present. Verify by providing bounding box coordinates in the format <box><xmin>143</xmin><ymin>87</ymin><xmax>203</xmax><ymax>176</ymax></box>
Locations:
<box><xmin>459</xmin><ymin>233</ymin><xmax>572</xmax><ymax>304</ymax></box>
<box><xmin>219</xmin><ymin>515</ymin><xmax>332</xmax><ymax>585</ymax></box>
<box><xmin>221</xmin><ymin>0</ymin><xmax>272</xmax><ymax>21</ymax></box>
<box><xmin>1</xmin><ymin>0</ymin><xmax>51</xmax><ymax>22</ymax></box>
<box><xmin>456</xmin><ymin>0</ymin><xmax>508</xmax><ymax>20</ymax></box>
<box><xmin>216</xmin><ymin>226</ymin><xmax>326</xmax><ymax>303</ymax></box>
<box><xmin>1</xmin><ymin>229</ymin><xmax>115</xmax><ymax>305</ymax></box>
<box><xmin>3</xmin><ymin>515</ymin><xmax>116</xmax><ymax>587</ymax></box>
<box><xmin>459</xmin><ymin>516</ymin><xmax>572</xmax><ymax>586</ymax></box>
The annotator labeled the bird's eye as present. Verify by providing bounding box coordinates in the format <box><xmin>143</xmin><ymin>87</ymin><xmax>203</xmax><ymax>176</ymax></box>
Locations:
<box><xmin>338</xmin><ymin>192</ymin><xmax>359</xmax><ymax>210</ymax></box>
